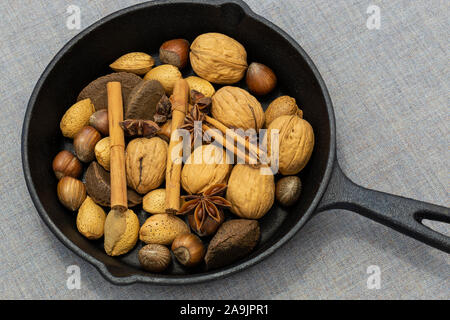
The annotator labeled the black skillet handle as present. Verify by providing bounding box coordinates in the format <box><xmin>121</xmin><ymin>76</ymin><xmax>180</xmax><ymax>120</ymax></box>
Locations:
<box><xmin>316</xmin><ymin>161</ymin><xmax>450</xmax><ymax>253</ymax></box>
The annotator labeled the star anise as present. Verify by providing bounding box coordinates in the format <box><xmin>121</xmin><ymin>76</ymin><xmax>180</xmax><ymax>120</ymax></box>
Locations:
<box><xmin>120</xmin><ymin>119</ymin><xmax>160</xmax><ymax>137</ymax></box>
<box><xmin>179</xmin><ymin>104</ymin><xmax>205</xmax><ymax>148</ymax></box>
<box><xmin>190</xmin><ymin>89</ymin><xmax>212</xmax><ymax>113</ymax></box>
<box><xmin>153</xmin><ymin>94</ymin><xmax>172</xmax><ymax>124</ymax></box>
<box><xmin>177</xmin><ymin>184</ymin><xmax>231</xmax><ymax>234</ymax></box>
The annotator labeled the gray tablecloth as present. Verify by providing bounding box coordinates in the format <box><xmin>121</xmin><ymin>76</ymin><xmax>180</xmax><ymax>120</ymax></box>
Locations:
<box><xmin>0</xmin><ymin>0</ymin><xmax>448</xmax><ymax>299</ymax></box>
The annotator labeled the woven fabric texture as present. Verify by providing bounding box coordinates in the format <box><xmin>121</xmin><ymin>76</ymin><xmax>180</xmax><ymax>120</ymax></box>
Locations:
<box><xmin>0</xmin><ymin>0</ymin><xmax>448</xmax><ymax>299</ymax></box>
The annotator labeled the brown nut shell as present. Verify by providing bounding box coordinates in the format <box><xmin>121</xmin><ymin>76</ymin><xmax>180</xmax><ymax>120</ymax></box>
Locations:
<box><xmin>276</xmin><ymin>176</ymin><xmax>302</xmax><ymax>207</ymax></box>
<box><xmin>190</xmin><ymin>33</ymin><xmax>247</xmax><ymax>84</ymax></box>
<box><xmin>181</xmin><ymin>144</ymin><xmax>232</xmax><ymax>194</ymax></box>
<box><xmin>139</xmin><ymin>214</ymin><xmax>190</xmax><ymax>246</ymax></box>
<box><xmin>52</xmin><ymin>150</ymin><xmax>82</xmax><ymax>180</ymax></box>
<box><xmin>226</xmin><ymin>165</ymin><xmax>275</xmax><ymax>219</ymax></box>
<box><xmin>77</xmin><ymin>72</ymin><xmax>142</xmax><ymax>111</ymax></box>
<box><xmin>109</xmin><ymin>52</ymin><xmax>154</xmax><ymax>75</ymax></box>
<box><xmin>85</xmin><ymin>161</ymin><xmax>142</xmax><ymax>207</ymax></box>
<box><xmin>265</xmin><ymin>95</ymin><xmax>302</xmax><ymax>127</ymax></box>
<box><xmin>171</xmin><ymin>233</ymin><xmax>205</xmax><ymax>267</ymax></box>
<box><xmin>60</xmin><ymin>98</ymin><xmax>95</xmax><ymax>138</ymax></box>
<box><xmin>205</xmin><ymin>219</ymin><xmax>260</xmax><ymax>270</ymax></box>
<box><xmin>74</xmin><ymin>126</ymin><xmax>101</xmax><ymax>163</ymax></box>
<box><xmin>138</xmin><ymin>244</ymin><xmax>172</xmax><ymax>272</ymax></box>
<box><xmin>57</xmin><ymin>176</ymin><xmax>86</xmax><ymax>211</ymax></box>
<box><xmin>267</xmin><ymin>115</ymin><xmax>314</xmax><ymax>175</ymax></box>
<box><xmin>104</xmin><ymin>209</ymin><xmax>140</xmax><ymax>256</ymax></box>
<box><xmin>126</xmin><ymin>137</ymin><xmax>168</xmax><ymax>194</ymax></box>
<box><xmin>143</xmin><ymin>65</ymin><xmax>182</xmax><ymax>95</ymax></box>
<box><xmin>211</xmin><ymin>86</ymin><xmax>264</xmax><ymax>131</ymax></box>
<box><xmin>89</xmin><ymin>109</ymin><xmax>109</xmax><ymax>136</ymax></box>
<box><xmin>159</xmin><ymin>39</ymin><xmax>190</xmax><ymax>69</ymax></box>
<box><xmin>94</xmin><ymin>137</ymin><xmax>111</xmax><ymax>171</ymax></box>
<box><xmin>246</xmin><ymin>62</ymin><xmax>277</xmax><ymax>95</ymax></box>
<box><xmin>125</xmin><ymin>80</ymin><xmax>165</xmax><ymax>120</ymax></box>
<box><xmin>76</xmin><ymin>196</ymin><xmax>106</xmax><ymax>239</ymax></box>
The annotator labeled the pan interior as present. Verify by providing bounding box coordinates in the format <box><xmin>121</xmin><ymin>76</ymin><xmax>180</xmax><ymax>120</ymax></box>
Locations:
<box><xmin>23</xmin><ymin>1</ymin><xmax>333</xmax><ymax>281</ymax></box>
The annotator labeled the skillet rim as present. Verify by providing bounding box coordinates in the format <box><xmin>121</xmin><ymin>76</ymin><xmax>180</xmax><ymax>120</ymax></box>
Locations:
<box><xmin>21</xmin><ymin>0</ymin><xmax>336</xmax><ymax>285</ymax></box>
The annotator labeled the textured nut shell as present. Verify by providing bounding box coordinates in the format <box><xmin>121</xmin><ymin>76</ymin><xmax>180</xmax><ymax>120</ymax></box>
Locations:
<box><xmin>143</xmin><ymin>64</ymin><xmax>182</xmax><ymax>95</ymax></box>
<box><xmin>57</xmin><ymin>177</ymin><xmax>86</xmax><ymax>211</ymax></box>
<box><xmin>94</xmin><ymin>137</ymin><xmax>111</xmax><ymax>171</ymax></box>
<box><xmin>265</xmin><ymin>95</ymin><xmax>302</xmax><ymax>127</ymax></box>
<box><xmin>205</xmin><ymin>219</ymin><xmax>260</xmax><ymax>269</ymax></box>
<box><xmin>185</xmin><ymin>76</ymin><xmax>215</xmax><ymax>99</ymax></box>
<box><xmin>276</xmin><ymin>176</ymin><xmax>302</xmax><ymax>207</ymax></box>
<box><xmin>267</xmin><ymin>115</ymin><xmax>314</xmax><ymax>175</ymax></box>
<box><xmin>139</xmin><ymin>214</ymin><xmax>190</xmax><ymax>245</ymax></box>
<box><xmin>85</xmin><ymin>162</ymin><xmax>142</xmax><ymax>207</ymax></box>
<box><xmin>110</xmin><ymin>52</ymin><xmax>154</xmax><ymax>75</ymax></box>
<box><xmin>143</xmin><ymin>188</ymin><xmax>167</xmax><ymax>214</ymax></box>
<box><xmin>60</xmin><ymin>99</ymin><xmax>95</xmax><ymax>138</ymax></box>
<box><xmin>76</xmin><ymin>196</ymin><xmax>106</xmax><ymax>239</ymax></box>
<box><xmin>226</xmin><ymin>165</ymin><xmax>275</xmax><ymax>219</ymax></box>
<box><xmin>104</xmin><ymin>209</ymin><xmax>140</xmax><ymax>256</ymax></box>
<box><xmin>181</xmin><ymin>144</ymin><xmax>232</xmax><ymax>194</ymax></box>
<box><xmin>190</xmin><ymin>33</ymin><xmax>247</xmax><ymax>84</ymax></box>
<box><xmin>77</xmin><ymin>72</ymin><xmax>142</xmax><ymax>111</ymax></box>
<box><xmin>74</xmin><ymin>126</ymin><xmax>101</xmax><ymax>163</ymax></box>
<box><xmin>138</xmin><ymin>244</ymin><xmax>172</xmax><ymax>272</ymax></box>
<box><xmin>125</xmin><ymin>80</ymin><xmax>165</xmax><ymax>120</ymax></box>
<box><xmin>126</xmin><ymin>137</ymin><xmax>168</xmax><ymax>194</ymax></box>
<box><xmin>212</xmin><ymin>86</ymin><xmax>264</xmax><ymax>131</ymax></box>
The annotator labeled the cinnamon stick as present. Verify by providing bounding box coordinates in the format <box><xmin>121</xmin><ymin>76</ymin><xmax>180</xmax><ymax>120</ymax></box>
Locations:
<box><xmin>107</xmin><ymin>82</ymin><xmax>127</xmax><ymax>212</ymax></box>
<box><xmin>165</xmin><ymin>79</ymin><xmax>189</xmax><ymax>213</ymax></box>
<box><xmin>204</xmin><ymin>115</ymin><xmax>265</xmax><ymax>163</ymax></box>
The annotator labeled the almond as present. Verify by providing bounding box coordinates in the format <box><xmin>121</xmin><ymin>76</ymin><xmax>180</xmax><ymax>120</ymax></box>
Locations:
<box><xmin>110</xmin><ymin>52</ymin><xmax>154</xmax><ymax>75</ymax></box>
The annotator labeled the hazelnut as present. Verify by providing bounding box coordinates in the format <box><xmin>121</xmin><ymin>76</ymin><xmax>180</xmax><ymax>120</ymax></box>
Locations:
<box><xmin>276</xmin><ymin>176</ymin><xmax>302</xmax><ymax>207</ymax></box>
<box><xmin>246</xmin><ymin>62</ymin><xmax>277</xmax><ymax>95</ymax></box>
<box><xmin>89</xmin><ymin>109</ymin><xmax>109</xmax><ymax>136</ymax></box>
<box><xmin>57</xmin><ymin>176</ymin><xmax>86</xmax><ymax>211</ymax></box>
<box><xmin>171</xmin><ymin>233</ymin><xmax>205</xmax><ymax>267</ymax></box>
<box><xmin>52</xmin><ymin>150</ymin><xmax>82</xmax><ymax>180</ymax></box>
<box><xmin>138</xmin><ymin>244</ymin><xmax>172</xmax><ymax>273</ymax></box>
<box><xmin>159</xmin><ymin>39</ymin><xmax>190</xmax><ymax>69</ymax></box>
<box><xmin>74</xmin><ymin>126</ymin><xmax>101</xmax><ymax>163</ymax></box>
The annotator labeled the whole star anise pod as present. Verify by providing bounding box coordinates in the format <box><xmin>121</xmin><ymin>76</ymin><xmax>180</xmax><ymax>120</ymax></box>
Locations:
<box><xmin>120</xmin><ymin>119</ymin><xmax>160</xmax><ymax>137</ymax></box>
<box><xmin>177</xmin><ymin>184</ymin><xmax>231</xmax><ymax>236</ymax></box>
<box><xmin>153</xmin><ymin>94</ymin><xmax>172</xmax><ymax>124</ymax></box>
<box><xmin>179</xmin><ymin>104</ymin><xmax>205</xmax><ymax>148</ymax></box>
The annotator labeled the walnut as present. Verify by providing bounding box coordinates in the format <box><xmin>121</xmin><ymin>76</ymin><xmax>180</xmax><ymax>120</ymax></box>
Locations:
<box><xmin>181</xmin><ymin>144</ymin><xmax>232</xmax><ymax>194</ymax></box>
<box><xmin>211</xmin><ymin>86</ymin><xmax>265</xmax><ymax>131</ymax></box>
<box><xmin>226</xmin><ymin>164</ymin><xmax>275</xmax><ymax>219</ymax></box>
<box><xmin>125</xmin><ymin>137</ymin><xmax>168</xmax><ymax>194</ymax></box>
<box><xmin>190</xmin><ymin>33</ymin><xmax>247</xmax><ymax>84</ymax></box>
<box><xmin>267</xmin><ymin>115</ymin><xmax>314</xmax><ymax>175</ymax></box>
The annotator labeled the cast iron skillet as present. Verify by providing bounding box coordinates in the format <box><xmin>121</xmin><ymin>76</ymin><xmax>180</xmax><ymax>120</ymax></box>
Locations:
<box><xmin>22</xmin><ymin>0</ymin><xmax>450</xmax><ymax>285</ymax></box>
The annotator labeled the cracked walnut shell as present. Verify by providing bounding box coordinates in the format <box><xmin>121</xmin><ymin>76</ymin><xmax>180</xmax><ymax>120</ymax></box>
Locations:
<box><xmin>267</xmin><ymin>115</ymin><xmax>314</xmax><ymax>175</ymax></box>
<box><xmin>190</xmin><ymin>33</ymin><xmax>247</xmax><ymax>84</ymax></box>
<box><xmin>126</xmin><ymin>137</ymin><xmax>168</xmax><ymax>194</ymax></box>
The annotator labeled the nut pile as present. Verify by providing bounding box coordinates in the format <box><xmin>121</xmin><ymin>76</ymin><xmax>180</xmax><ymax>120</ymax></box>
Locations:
<box><xmin>53</xmin><ymin>33</ymin><xmax>314</xmax><ymax>273</ymax></box>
